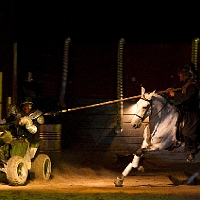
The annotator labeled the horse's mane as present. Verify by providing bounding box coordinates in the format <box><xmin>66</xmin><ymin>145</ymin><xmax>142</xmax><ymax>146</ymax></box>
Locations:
<box><xmin>150</xmin><ymin>93</ymin><xmax>178</xmax><ymax>118</ymax></box>
<box><xmin>148</xmin><ymin>92</ymin><xmax>178</xmax><ymax>141</ymax></box>
<box><xmin>152</xmin><ymin>93</ymin><xmax>174</xmax><ymax>107</ymax></box>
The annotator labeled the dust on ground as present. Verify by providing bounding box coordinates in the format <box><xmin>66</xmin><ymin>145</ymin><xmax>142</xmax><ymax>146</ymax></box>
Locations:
<box><xmin>1</xmin><ymin>149</ymin><xmax>200</xmax><ymax>199</ymax></box>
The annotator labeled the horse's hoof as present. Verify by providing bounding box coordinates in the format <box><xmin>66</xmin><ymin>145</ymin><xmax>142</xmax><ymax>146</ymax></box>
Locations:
<box><xmin>186</xmin><ymin>153</ymin><xmax>194</xmax><ymax>162</ymax></box>
<box><xmin>137</xmin><ymin>166</ymin><xmax>145</xmax><ymax>172</ymax></box>
<box><xmin>114</xmin><ymin>177</ymin><xmax>124</xmax><ymax>187</ymax></box>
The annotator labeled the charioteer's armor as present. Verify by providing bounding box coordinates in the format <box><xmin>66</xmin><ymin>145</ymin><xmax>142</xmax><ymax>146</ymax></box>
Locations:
<box><xmin>0</xmin><ymin>97</ymin><xmax>44</xmax><ymax>142</ymax></box>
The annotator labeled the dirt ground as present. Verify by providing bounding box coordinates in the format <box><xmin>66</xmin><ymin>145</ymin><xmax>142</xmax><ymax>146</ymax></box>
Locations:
<box><xmin>1</xmin><ymin>149</ymin><xmax>200</xmax><ymax>200</ymax></box>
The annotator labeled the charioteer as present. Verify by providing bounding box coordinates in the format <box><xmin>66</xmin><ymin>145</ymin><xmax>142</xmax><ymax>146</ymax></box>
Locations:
<box><xmin>0</xmin><ymin>97</ymin><xmax>44</xmax><ymax>143</ymax></box>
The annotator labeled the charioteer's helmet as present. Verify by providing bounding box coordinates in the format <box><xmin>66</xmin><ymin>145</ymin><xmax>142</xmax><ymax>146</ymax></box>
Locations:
<box><xmin>21</xmin><ymin>97</ymin><xmax>33</xmax><ymax>106</ymax></box>
<box><xmin>20</xmin><ymin>97</ymin><xmax>33</xmax><ymax>114</ymax></box>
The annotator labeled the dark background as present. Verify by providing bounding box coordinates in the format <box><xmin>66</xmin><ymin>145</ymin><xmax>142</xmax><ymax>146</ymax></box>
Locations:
<box><xmin>0</xmin><ymin>0</ymin><xmax>200</xmax><ymax>151</ymax></box>
<box><xmin>2</xmin><ymin>1</ymin><xmax>200</xmax><ymax>43</ymax></box>
<box><xmin>0</xmin><ymin>1</ymin><xmax>200</xmax><ymax>112</ymax></box>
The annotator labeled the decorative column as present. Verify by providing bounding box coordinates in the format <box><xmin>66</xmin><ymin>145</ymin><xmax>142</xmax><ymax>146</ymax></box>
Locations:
<box><xmin>116</xmin><ymin>38</ymin><xmax>125</xmax><ymax>133</ymax></box>
<box><xmin>191</xmin><ymin>37</ymin><xmax>199</xmax><ymax>70</ymax></box>
<box><xmin>59</xmin><ymin>37</ymin><xmax>71</xmax><ymax>108</ymax></box>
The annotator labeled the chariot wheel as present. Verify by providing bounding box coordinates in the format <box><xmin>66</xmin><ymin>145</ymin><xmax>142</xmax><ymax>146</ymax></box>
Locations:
<box><xmin>31</xmin><ymin>154</ymin><xmax>51</xmax><ymax>180</ymax></box>
<box><xmin>7</xmin><ymin>156</ymin><xmax>28</xmax><ymax>186</ymax></box>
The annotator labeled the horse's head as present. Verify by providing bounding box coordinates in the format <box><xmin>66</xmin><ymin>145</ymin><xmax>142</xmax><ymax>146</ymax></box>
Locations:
<box><xmin>131</xmin><ymin>87</ymin><xmax>155</xmax><ymax>128</ymax></box>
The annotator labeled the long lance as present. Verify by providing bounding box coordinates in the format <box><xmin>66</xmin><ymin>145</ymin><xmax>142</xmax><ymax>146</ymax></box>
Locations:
<box><xmin>156</xmin><ymin>87</ymin><xmax>181</xmax><ymax>94</ymax></box>
<box><xmin>44</xmin><ymin>88</ymin><xmax>181</xmax><ymax>116</ymax></box>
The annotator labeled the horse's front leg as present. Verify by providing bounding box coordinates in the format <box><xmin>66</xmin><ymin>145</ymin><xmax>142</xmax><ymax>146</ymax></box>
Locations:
<box><xmin>114</xmin><ymin>125</ymin><xmax>150</xmax><ymax>187</ymax></box>
<box><xmin>114</xmin><ymin>149</ymin><xmax>143</xmax><ymax>187</ymax></box>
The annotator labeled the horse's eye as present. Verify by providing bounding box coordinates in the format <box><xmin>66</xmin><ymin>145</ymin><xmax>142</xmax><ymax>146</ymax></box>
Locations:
<box><xmin>143</xmin><ymin>106</ymin><xmax>148</xmax><ymax>109</ymax></box>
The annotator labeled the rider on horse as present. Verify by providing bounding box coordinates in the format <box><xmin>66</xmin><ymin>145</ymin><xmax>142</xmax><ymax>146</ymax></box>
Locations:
<box><xmin>166</xmin><ymin>63</ymin><xmax>200</xmax><ymax>162</ymax></box>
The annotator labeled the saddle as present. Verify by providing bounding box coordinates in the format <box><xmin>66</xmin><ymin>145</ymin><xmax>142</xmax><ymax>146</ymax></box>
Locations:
<box><xmin>166</xmin><ymin>109</ymin><xmax>183</xmax><ymax>151</ymax></box>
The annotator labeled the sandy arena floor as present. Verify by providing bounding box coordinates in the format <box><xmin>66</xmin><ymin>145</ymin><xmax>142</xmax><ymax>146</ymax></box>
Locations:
<box><xmin>1</xmin><ymin>149</ymin><xmax>200</xmax><ymax>199</ymax></box>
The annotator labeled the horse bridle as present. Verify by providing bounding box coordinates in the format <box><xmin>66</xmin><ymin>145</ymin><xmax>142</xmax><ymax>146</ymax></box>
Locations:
<box><xmin>133</xmin><ymin>97</ymin><xmax>152</xmax><ymax>121</ymax></box>
<box><xmin>133</xmin><ymin>96</ymin><xmax>169</xmax><ymax>122</ymax></box>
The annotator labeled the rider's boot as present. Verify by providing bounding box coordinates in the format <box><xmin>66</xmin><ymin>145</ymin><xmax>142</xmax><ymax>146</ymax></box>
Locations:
<box><xmin>168</xmin><ymin>175</ymin><xmax>183</xmax><ymax>186</ymax></box>
<box><xmin>183</xmin><ymin>171</ymin><xmax>200</xmax><ymax>185</ymax></box>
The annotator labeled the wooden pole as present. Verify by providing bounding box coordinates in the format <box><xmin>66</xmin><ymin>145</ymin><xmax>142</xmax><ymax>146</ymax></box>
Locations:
<box><xmin>56</xmin><ymin>88</ymin><xmax>181</xmax><ymax>113</ymax></box>
<box><xmin>6</xmin><ymin>97</ymin><xmax>12</xmax><ymax>117</ymax></box>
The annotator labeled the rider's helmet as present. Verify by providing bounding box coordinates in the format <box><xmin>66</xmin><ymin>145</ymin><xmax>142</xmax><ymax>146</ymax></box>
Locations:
<box><xmin>178</xmin><ymin>65</ymin><xmax>193</xmax><ymax>78</ymax></box>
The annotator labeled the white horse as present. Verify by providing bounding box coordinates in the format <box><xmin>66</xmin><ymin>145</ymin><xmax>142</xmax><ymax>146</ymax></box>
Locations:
<box><xmin>114</xmin><ymin>87</ymin><xmax>181</xmax><ymax>187</ymax></box>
